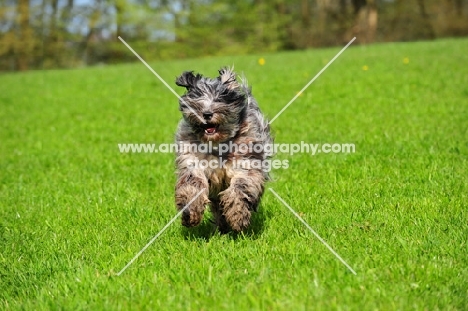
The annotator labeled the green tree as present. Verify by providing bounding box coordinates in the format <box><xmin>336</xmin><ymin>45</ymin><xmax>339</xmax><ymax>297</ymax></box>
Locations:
<box><xmin>15</xmin><ymin>0</ymin><xmax>35</xmax><ymax>70</ymax></box>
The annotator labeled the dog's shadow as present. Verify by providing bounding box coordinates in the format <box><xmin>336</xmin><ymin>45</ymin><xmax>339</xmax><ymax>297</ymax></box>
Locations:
<box><xmin>181</xmin><ymin>208</ymin><xmax>271</xmax><ymax>241</ymax></box>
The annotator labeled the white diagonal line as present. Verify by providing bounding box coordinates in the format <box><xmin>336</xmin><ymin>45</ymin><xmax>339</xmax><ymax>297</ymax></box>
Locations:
<box><xmin>269</xmin><ymin>37</ymin><xmax>356</xmax><ymax>125</ymax></box>
<box><xmin>116</xmin><ymin>188</ymin><xmax>206</xmax><ymax>276</ymax></box>
<box><xmin>268</xmin><ymin>188</ymin><xmax>357</xmax><ymax>275</ymax></box>
<box><xmin>117</xmin><ymin>36</ymin><xmax>206</xmax><ymax>124</ymax></box>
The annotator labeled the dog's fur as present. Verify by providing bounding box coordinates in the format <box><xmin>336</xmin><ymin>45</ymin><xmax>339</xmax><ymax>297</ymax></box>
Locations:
<box><xmin>174</xmin><ymin>67</ymin><xmax>272</xmax><ymax>233</ymax></box>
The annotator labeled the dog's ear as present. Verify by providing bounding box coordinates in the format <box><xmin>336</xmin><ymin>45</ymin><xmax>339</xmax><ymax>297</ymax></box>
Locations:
<box><xmin>175</xmin><ymin>71</ymin><xmax>200</xmax><ymax>90</ymax></box>
<box><xmin>218</xmin><ymin>67</ymin><xmax>238</xmax><ymax>89</ymax></box>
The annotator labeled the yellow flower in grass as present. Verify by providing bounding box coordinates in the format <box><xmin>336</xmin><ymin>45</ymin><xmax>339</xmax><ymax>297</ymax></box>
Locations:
<box><xmin>362</xmin><ymin>65</ymin><xmax>369</xmax><ymax>71</ymax></box>
<box><xmin>403</xmin><ymin>57</ymin><xmax>410</xmax><ymax>64</ymax></box>
<box><xmin>258</xmin><ymin>58</ymin><xmax>265</xmax><ymax>66</ymax></box>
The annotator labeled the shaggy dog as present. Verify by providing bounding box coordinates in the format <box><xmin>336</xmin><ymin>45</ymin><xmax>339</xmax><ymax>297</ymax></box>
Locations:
<box><xmin>174</xmin><ymin>67</ymin><xmax>272</xmax><ymax>233</ymax></box>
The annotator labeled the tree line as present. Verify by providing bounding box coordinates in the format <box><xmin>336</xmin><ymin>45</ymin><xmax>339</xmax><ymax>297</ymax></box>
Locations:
<box><xmin>0</xmin><ymin>0</ymin><xmax>467</xmax><ymax>71</ymax></box>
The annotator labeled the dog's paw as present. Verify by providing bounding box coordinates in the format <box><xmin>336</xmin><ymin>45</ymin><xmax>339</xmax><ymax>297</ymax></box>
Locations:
<box><xmin>175</xmin><ymin>186</ymin><xmax>209</xmax><ymax>227</ymax></box>
<box><xmin>220</xmin><ymin>188</ymin><xmax>252</xmax><ymax>232</ymax></box>
<box><xmin>181</xmin><ymin>208</ymin><xmax>204</xmax><ymax>227</ymax></box>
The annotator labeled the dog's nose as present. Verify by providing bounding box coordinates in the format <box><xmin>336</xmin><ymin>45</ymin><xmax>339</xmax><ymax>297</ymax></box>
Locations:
<box><xmin>203</xmin><ymin>113</ymin><xmax>213</xmax><ymax>120</ymax></box>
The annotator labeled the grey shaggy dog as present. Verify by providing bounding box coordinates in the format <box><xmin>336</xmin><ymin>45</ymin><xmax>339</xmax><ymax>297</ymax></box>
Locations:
<box><xmin>174</xmin><ymin>67</ymin><xmax>273</xmax><ymax>233</ymax></box>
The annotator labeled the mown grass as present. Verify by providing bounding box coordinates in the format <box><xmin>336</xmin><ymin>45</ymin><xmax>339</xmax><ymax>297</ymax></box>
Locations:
<box><xmin>1</xmin><ymin>38</ymin><xmax>467</xmax><ymax>310</ymax></box>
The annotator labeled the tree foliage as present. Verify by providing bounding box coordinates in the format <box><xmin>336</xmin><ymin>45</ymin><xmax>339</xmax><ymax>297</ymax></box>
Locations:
<box><xmin>0</xmin><ymin>0</ymin><xmax>467</xmax><ymax>71</ymax></box>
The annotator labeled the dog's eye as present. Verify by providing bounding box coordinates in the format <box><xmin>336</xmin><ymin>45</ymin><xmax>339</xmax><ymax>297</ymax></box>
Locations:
<box><xmin>218</xmin><ymin>89</ymin><xmax>244</xmax><ymax>103</ymax></box>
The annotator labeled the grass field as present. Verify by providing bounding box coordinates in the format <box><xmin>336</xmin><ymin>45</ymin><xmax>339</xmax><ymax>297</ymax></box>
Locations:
<box><xmin>1</xmin><ymin>38</ymin><xmax>467</xmax><ymax>310</ymax></box>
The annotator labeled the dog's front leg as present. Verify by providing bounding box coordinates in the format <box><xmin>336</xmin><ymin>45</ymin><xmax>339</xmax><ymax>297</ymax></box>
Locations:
<box><xmin>175</xmin><ymin>156</ymin><xmax>209</xmax><ymax>227</ymax></box>
<box><xmin>220</xmin><ymin>169</ymin><xmax>265</xmax><ymax>232</ymax></box>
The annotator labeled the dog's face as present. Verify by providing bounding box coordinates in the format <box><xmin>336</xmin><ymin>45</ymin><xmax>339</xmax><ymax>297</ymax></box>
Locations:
<box><xmin>175</xmin><ymin>68</ymin><xmax>247</xmax><ymax>143</ymax></box>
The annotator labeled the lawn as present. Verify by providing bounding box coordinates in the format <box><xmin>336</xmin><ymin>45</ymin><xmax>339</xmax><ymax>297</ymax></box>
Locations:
<box><xmin>1</xmin><ymin>38</ymin><xmax>467</xmax><ymax>310</ymax></box>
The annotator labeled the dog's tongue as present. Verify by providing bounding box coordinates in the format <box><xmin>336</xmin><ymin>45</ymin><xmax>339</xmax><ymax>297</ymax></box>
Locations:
<box><xmin>205</xmin><ymin>127</ymin><xmax>216</xmax><ymax>134</ymax></box>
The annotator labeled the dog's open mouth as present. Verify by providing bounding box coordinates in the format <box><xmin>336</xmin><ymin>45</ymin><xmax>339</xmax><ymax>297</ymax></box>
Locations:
<box><xmin>203</xmin><ymin>124</ymin><xmax>217</xmax><ymax>135</ymax></box>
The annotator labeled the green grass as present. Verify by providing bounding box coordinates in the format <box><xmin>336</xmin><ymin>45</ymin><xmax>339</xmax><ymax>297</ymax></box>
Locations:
<box><xmin>1</xmin><ymin>38</ymin><xmax>467</xmax><ymax>310</ymax></box>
